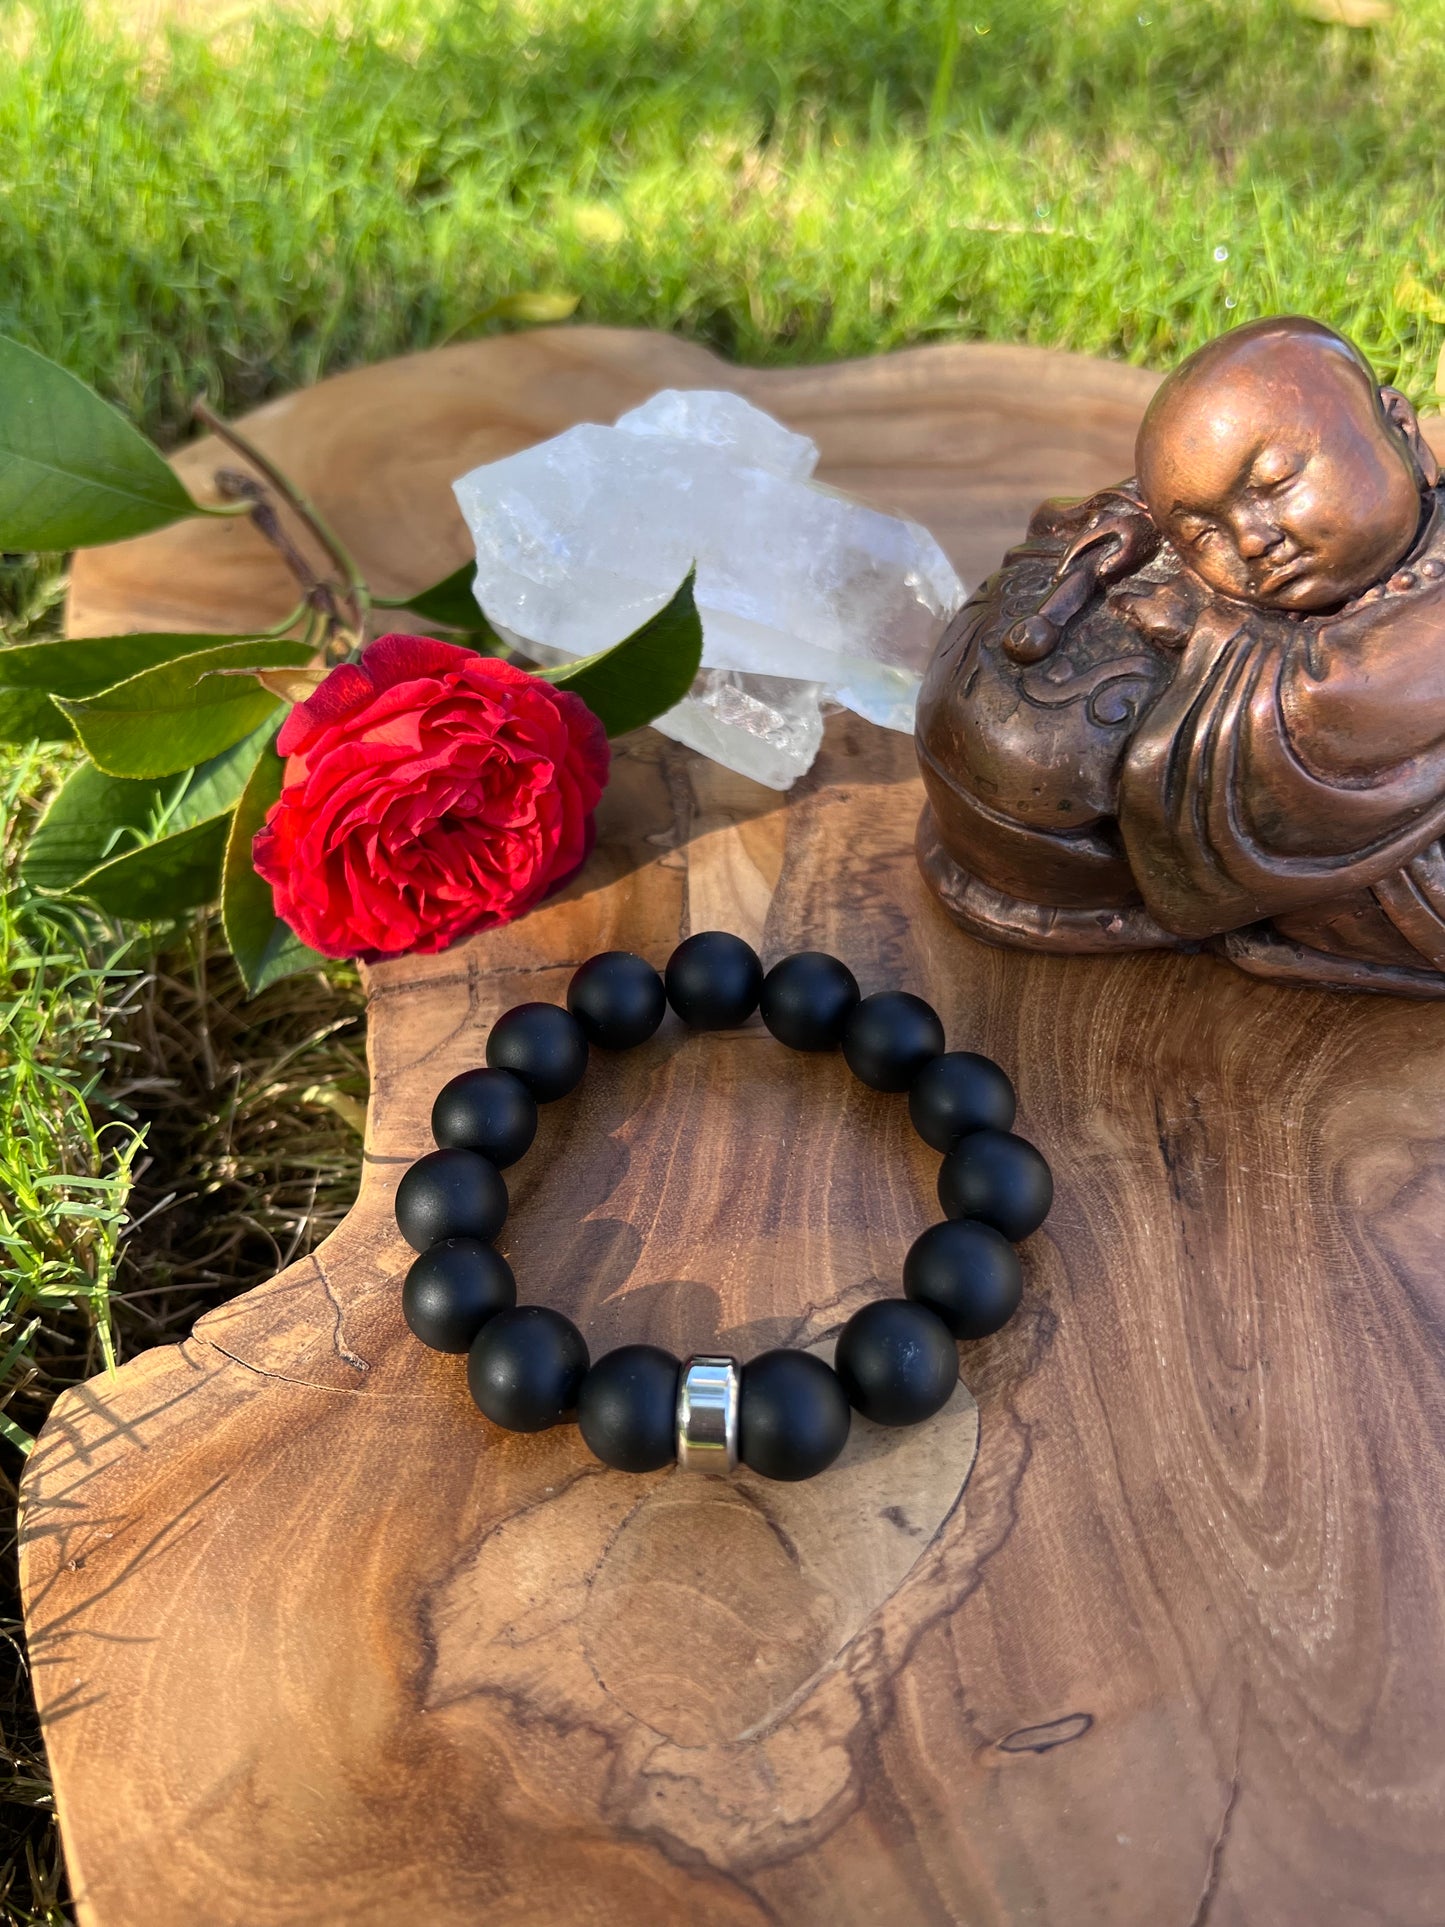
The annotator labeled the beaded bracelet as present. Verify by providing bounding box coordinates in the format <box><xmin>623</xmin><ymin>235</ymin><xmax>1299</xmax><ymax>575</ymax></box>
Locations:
<box><xmin>394</xmin><ymin>933</ymin><xmax>1052</xmax><ymax>1483</ymax></box>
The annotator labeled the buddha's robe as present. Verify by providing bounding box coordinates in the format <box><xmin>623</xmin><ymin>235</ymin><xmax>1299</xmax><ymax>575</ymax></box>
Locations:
<box><xmin>1120</xmin><ymin>489</ymin><xmax>1445</xmax><ymax>970</ymax></box>
<box><xmin>915</xmin><ymin>485</ymin><xmax>1445</xmax><ymax>985</ymax></box>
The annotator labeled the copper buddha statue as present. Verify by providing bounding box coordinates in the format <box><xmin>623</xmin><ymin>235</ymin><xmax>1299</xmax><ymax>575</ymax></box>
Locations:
<box><xmin>916</xmin><ymin>315</ymin><xmax>1445</xmax><ymax>996</ymax></box>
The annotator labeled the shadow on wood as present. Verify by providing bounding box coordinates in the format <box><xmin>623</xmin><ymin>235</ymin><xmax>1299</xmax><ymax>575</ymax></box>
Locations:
<box><xmin>21</xmin><ymin>328</ymin><xmax>1445</xmax><ymax>1927</ymax></box>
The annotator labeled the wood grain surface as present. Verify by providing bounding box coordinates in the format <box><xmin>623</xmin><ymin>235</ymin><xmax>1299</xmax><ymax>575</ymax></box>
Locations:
<box><xmin>22</xmin><ymin>327</ymin><xmax>1445</xmax><ymax>1926</ymax></box>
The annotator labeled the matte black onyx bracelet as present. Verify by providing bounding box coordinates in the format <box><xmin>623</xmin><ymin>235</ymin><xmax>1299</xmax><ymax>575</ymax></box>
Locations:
<box><xmin>394</xmin><ymin>934</ymin><xmax>1052</xmax><ymax>1483</ymax></box>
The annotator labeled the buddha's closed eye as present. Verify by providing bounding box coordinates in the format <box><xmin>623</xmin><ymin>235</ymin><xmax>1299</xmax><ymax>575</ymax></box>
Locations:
<box><xmin>1249</xmin><ymin>450</ymin><xmax>1303</xmax><ymax>492</ymax></box>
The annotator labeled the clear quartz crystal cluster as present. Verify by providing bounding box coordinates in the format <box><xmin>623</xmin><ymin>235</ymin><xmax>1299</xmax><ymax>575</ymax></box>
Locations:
<box><xmin>451</xmin><ymin>389</ymin><xmax>966</xmax><ymax>789</ymax></box>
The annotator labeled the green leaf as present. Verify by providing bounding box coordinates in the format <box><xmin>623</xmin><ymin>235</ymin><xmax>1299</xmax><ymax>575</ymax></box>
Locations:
<box><xmin>222</xmin><ymin>724</ymin><xmax>326</xmax><ymax>994</ymax></box>
<box><xmin>23</xmin><ymin>764</ymin><xmax>188</xmax><ymax>894</ymax></box>
<box><xmin>169</xmin><ymin>722</ymin><xmax>277</xmax><ymax>827</ymax></box>
<box><xmin>22</xmin><ymin>724</ymin><xmax>273</xmax><ymax>916</ymax></box>
<box><xmin>443</xmin><ymin>290</ymin><xmax>580</xmax><ymax>344</ymax></box>
<box><xmin>73</xmin><ymin>816</ymin><xmax>233</xmax><ymax>919</ymax></box>
<box><xmin>0</xmin><ymin>631</ymin><xmax>239</xmax><ymax>744</ymax></box>
<box><xmin>377</xmin><ymin>559</ymin><xmax>499</xmax><ymax>636</ymax></box>
<box><xmin>539</xmin><ymin>569</ymin><xmax>702</xmax><ymax>737</ymax></box>
<box><xmin>240</xmin><ymin>915</ymin><xmax>324</xmax><ymax>996</ymax></box>
<box><xmin>54</xmin><ymin>635</ymin><xmax>314</xmax><ymax>778</ymax></box>
<box><xmin>481</xmin><ymin>290</ymin><xmax>580</xmax><ymax>325</ymax></box>
<box><xmin>0</xmin><ymin>334</ymin><xmax>199</xmax><ymax>550</ymax></box>
<box><xmin>0</xmin><ymin>684</ymin><xmax>74</xmax><ymax>744</ymax></box>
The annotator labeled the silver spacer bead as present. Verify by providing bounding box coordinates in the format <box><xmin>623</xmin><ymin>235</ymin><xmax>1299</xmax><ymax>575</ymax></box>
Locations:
<box><xmin>676</xmin><ymin>1355</ymin><xmax>739</xmax><ymax>1473</ymax></box>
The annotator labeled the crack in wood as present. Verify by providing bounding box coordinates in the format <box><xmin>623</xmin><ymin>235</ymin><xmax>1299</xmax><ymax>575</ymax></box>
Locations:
<box><xmin>996</xmin><ymin>1713</ymin><xmax>1094</xmax><ymax>1754</ymax></box>
<box><xmin>1188</xmin><ymin>1708</ymin><xmax>1246</xmax><ymax>1927</ymax></box>
<box><xmin>313</xmin><ymin>1250</ymin><xmax>370</xmax><ymax>1374</ymax></box>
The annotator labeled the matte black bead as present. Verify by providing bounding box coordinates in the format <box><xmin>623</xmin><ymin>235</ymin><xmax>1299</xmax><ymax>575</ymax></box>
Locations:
<box><xmin>402</xmin><ymin>1238</ymin><xmax>516</xmax><ymax>1353</ymax></box>
<box><xmin>739</xmin><ymin>1349</ymin><xmax>851</xmax><ymax>1481</ymax></box>
<box><xmin>937</xmin><ymin>1128</ymin><xmax>1053</xmax><ymax>1241</ymax></box>
<box><xmin>903</xmin><ymin>1220</ymin><xmax>1022</xmax><ymax>1339</ymax></box>
<box><xmin>841</xmin><ymin>990</ymin><xmax>945</xmax><ymax>1092</ymax></box>
<box><xmin>567</xmin><ymin>950</ymin><xmax>667</xmax><ymax>1051</ymax></box>
<box><xmin>759</xmin><ymin>951</ymin><xmax>861</xmax><ymax>1052</ymax></box>
<box><xmin>664</xmin><ymin>930</ymin><xmax>763</xmax><ymax>1030</ymax></box>
<box><xmin>833</xmin><ymin>1298</ymin><xmax>959</xmax><ymax>1427</ymax></box>
<box><xmin>577</xmin><ymin>1344</ymin><xmax>680</xmax><ymax>1472</ymax></box>
<box><xmin>908</xmin><ymin>1051</ymin><xmax>1016</xmax><ymax>1151</ymax></box>
<box><xmin>395</xmin><ymin>1147</ymin><xmax>507</xmax><ymax>1252</ymax></box>
<box><xmin>430</xmin><ymin>1067</ymin><xmax>537</xmax><ymax>1167</ymax></box>
<box><xmin>485</xmin><ymin>1001</ymin><xmax>589</xmax><ymax>1102</ymax></box>
<box><xmin>467</xmin><ymin>1304</ymin><xmax>589</xmax><ymax>1433</ymax></box>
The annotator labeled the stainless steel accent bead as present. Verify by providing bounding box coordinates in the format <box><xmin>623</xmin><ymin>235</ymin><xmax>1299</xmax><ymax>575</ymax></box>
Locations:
<box><xmin>675</xmin><ymin>1355</ymin><xmax>739</xmax><ymax>1473</ymax></box>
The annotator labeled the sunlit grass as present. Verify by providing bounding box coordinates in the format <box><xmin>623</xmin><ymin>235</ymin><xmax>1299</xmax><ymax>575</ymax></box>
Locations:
<box><xmin>2</xmin><ymin>0</ymin><xmax>1442</xmax><ymax>446</ymax></box>
<box><xmin>0</xmin><ymin>746</ymin><xmax>148</xmax><ymax>1914</ymax></box>
<box><xmin>0</xmin><ymin>750</ymin><xmax>143</xmax><ymax>1454</ymax></box>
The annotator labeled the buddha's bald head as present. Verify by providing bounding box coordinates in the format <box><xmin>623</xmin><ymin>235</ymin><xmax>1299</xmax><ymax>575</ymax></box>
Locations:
<box><xmin>1136</xmin><ymin>317</ymin><xmax>1434</xmax><ymax>612</ymax></box>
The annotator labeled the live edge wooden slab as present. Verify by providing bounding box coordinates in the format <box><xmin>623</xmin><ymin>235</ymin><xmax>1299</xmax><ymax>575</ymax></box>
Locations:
<box><xmin>22</xmin><ymin>328</ymin><xmax>1445</xmax><ymax>1926</ymax></box>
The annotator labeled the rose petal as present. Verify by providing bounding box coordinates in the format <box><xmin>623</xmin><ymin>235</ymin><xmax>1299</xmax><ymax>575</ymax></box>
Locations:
<box><xmin>257</xmin><ymin>639</ymin><xmax>610</xmax><ymax>961</ymax></box>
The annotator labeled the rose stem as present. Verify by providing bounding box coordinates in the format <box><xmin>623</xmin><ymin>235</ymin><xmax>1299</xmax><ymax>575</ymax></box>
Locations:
<box><xmin>192</xmin><ymin>398</ymin><xmax>368</xmax><ymax>637</ymax></box>
<box><xmin>211</xmin><ymin>468</ymin><xmax>350</xmax><ymax>652</ymax></box>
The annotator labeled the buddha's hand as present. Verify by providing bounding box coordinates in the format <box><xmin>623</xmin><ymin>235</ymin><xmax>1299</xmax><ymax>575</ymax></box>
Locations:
<box><xmin>1056</xmin><ymin>493</ymin><xmax>1160</xmax><ymax>587</ymax></box>
<box><xmin>1109</xmin><ymin>576</ymin><xmax>1199</xmax><ymax>650</ymax></box>
<box><xmin>1005</xmin><ymin>489</ymin><xmax>1160</xmax><ymax>663</ymax></box>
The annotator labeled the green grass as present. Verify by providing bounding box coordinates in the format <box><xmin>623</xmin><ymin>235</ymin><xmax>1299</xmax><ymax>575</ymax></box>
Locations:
<box><xmin>4</xmin><ymin>0</ymin><xmax>1445</xmax><ymax>1913</ymax></box>
<box><xmin>0</xmin><ymin>739</ymin><xmax>366</xmax><ymax>1923</ymax></box>
<box><xmin>0</xmin><ymin>746</ymin><xmax>145</xmax><ymax>1924</ymax></box>
<box><xmin>2</xmin><ymin>0</ymin><xmax>1444</xmax><ymax>448</ymax></box>
<box><xmin>0</xmin><ymin>761</ymin><xmax>140</xmax><ymax>1437</ymax></box>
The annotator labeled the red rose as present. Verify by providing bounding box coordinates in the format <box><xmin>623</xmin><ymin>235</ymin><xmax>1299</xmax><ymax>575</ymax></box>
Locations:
<box><xmin>252</xmin><ymin>634</ymin><xmax>609</xmax><ymax>960</ymax></box>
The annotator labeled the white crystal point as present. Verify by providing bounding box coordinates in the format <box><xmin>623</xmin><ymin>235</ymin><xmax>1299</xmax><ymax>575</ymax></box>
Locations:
<box><xmin>452</xmin><ymin>388</ymin><xmax>965</xmax><ymax>789</ymax></box>
<box><xmin>614</xmin><ymin>388</ymin><xmax>819</xmax><ymax>482</ymax></box>
<box><xmin>655</xmin><ymin>669</ymin><xmax>826</xmax><ymax>791</ymax></box>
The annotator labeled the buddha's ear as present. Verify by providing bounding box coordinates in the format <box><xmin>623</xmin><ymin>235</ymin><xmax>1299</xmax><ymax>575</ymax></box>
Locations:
<box><xmin>1381</xmin><ymin>386</ymin><xmax>1441</xmax><ymax>488</ymax></box>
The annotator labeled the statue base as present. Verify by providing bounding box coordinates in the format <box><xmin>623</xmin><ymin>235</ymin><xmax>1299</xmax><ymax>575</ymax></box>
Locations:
<box><xmin>917</xmin><ymin>803</ymin><xmax>1445</xmax><ymax>1000</ymax></box>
